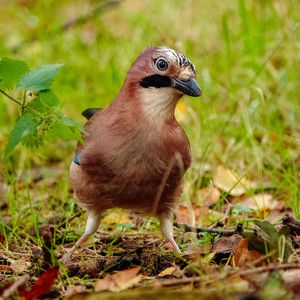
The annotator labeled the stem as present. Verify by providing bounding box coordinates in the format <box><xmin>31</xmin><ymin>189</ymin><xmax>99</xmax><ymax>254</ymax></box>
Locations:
<box><xmin>0</xmin><ymin>89</ymin><xmax>22</xmax><ymax>106</ymax></box>
<box><xmin>22</xmin><ymin>90</ymin><xmax>26</xmax><ymax>113</ymax></box>
<box><xmin>175</xmin><ymin>222</ymin><xmax>254</xmax><ymax>236</ymax></box>
<box><xmin>0</xmin><ymin>88</ymin><xmax>42</xmax><ymax>116</ymax></box>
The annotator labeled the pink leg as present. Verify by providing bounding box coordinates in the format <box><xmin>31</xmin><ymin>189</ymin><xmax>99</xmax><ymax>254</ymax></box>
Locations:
<box><xmin>60</xmin><ymin>211</ymin><xmax>101</xmax><ymax>263</ymax></box>
<box><xmin>159</xmin><ymin>213</ymin><xmax>181</xmax><ymax>254</ymax></box>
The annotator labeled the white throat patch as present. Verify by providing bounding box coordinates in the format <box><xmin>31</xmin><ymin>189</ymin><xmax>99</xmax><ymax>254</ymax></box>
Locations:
<box><xmin>139</xmin><ymin>87</ymin><xmax>179</xmax><ymax>128</ymax></box>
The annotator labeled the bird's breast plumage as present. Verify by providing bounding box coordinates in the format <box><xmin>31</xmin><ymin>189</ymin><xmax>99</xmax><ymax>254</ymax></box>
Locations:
<box><xmin>71</xmin><ymin>106</ymin><xmax>190</xmax><ymax>216</ymax></box>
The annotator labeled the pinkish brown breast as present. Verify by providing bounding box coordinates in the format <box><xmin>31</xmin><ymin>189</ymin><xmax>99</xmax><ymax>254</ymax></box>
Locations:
<box><xmin>70</xmin><ymin>108</ymin><xmax>191</xmax><ymax>217</ymax></box>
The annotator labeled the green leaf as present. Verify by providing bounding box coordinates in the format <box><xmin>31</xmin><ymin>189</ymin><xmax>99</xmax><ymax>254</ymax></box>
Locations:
<box><xmin>233</xmin><ymin>204</ymin><xmax>255</xmax><ymax>214</ymax></box>
<box><xmin>26</xmin><ymin>98</ymin><xmax>49</xmax><ymax>114</ymax></box>
<box><xmin>17</xmin><ymin>64</ymin><xmax>63</xmax><ymax>91</ymax></box>
<box><xmin>0</xmin><ymin>57</ymin><xmax>28</xmax><ymax>90</ymax></box>
<box><xmin>253</xmin><ymin>219</ymin><xmax>278</xmax><ymax>248</ymax></box>
<box><xmin>58</xmin><ymin>115</ymin><xmax>84</xmax><ymax>130</ymax></box>
<box><xmin>22</xmin><ymin>134</ymin><xmax>44</xmax><ymax>148</ymax></box>
<box><xmin>5</xmin><ymin>113</ymin><xmax>37</xmax><ymax>156</ymax></box>
<box><xmin>39</xmin><ymin>91</ymin><xmax>59</xmax><ymax>107</ymax></box>
<box><xmin>48</xmin><ymin>122</ymin><xmax>82</xmax><ymax>141</ymax></box>
<box><xmin>254</xmin><ymin>219</ymin><xmax>292</xmax><ymax>262</ymax></box>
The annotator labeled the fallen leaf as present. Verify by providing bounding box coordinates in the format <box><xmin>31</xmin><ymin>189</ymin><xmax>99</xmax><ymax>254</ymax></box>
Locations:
<box><xmin>210</xmin><ymin>234</ymin><xmax>242</xmax><ymax>264</ymax></box>
<box><xmin>197</xmin><ymin>186</ymin><xmax>221</xmax><ymax>206</ymax></box>
<box><xmin>94</xmin><ymin>266</ymin><xmax>142</xmax><ymax>292</ymax></box>
<box><xmin>175</xmin><ymin>203</ymin><xmax>209</xmax><ymax>226</ymax></box>
<box><xmin>158</xmin><ymin>266</ymin><xmax>176</xmax><ymax>277</ymax></box>
<box><xmin>281</xmin><ymin>269</ymin><xmax>300</xmax><ymax>293</ymax></box>
<box><xmin>240</xmin><ymin>193</ymin><xmax>273</xmax><ymax>211</ymax></box>
<box><xmin>184</xmin><ymin>244</ymin><xmax>208</xmax><ymax>256</ymax></box>
<box><xmin>19</xmin><ymin>266</ymin><xmax>59</xmax><ymax>300</ymax></box>
<box><xmin>267</xmin><ymin>211</ymin><xmax>285</xmax><ymax>224</ymax></box>
<box><xmin>213</xmin><ymin>166</ymin><xmax>256</xmax><ymax>196</ymax></box>
<box><xmin>175</xmin><ymin>205</ymin><xmax>194</xmax><ymax>225</ymax></box>
<box><xmin>233</xmin><ymin>238</ymin><xmax>263</xmax><ymax>267</ymax></box>
<box><xmin>64</xmin><ymin>285</ymin><xmax>87</xmax><ymax>298</ymax></box>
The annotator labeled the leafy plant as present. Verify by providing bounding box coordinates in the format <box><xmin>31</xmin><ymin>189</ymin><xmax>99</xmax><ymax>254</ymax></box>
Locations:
<box><xmin>253</xmin><ymin>219</ymin><xmax>292</xmax><ymax>263</ymax></box>
<box><xmin>0</xmin><ymin>57</ymin><xmax>83</xmax><ymax>157</ymax></box>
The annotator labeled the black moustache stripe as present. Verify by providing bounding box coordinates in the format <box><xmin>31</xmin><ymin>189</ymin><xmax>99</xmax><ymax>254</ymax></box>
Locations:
<box><xmin>140</xmin><ymin>74</ymin><xmax>172</xmax><ymax>88</ymax></box>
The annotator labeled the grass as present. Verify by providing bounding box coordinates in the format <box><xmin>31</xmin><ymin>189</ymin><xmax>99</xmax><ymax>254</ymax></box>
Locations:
<box><xmin>0</xmin><ymin>0</ymin><xmax>300</xmax><ymax>298</ymax></box>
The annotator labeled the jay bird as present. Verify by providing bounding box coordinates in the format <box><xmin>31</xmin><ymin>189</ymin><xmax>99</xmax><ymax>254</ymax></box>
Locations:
<box><xmin>64</xmin><ymin>46</ymin><xmax>201</xmax><ymax>261</ymax></box>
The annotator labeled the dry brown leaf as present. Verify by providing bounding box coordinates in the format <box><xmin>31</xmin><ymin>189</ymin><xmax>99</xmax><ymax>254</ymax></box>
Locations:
<box><xmin>210</xmin><ymin>234</ymin><xmax>242</xmax><ymax>264</ymax></box>
<box><xmin>158</xmin><ymin>266</ymin><xmax>176</xmax><ymax>277</ymax></box>
<box><xmin>233</xmin><ymin>238</ymin><xmax>263</xmax><ymax>267</ymax></box>
<box><xmin>94</xmin><ymin>266</ymin><xmax>142</xmax><ymax>292</ymax></box>
<box><xmin>175</xmin><ymin>205</ymin><xmax>194</xmax><ymax>225</ymax></box>
<box><xmin>281</xmin><ymin>269</ymin><xmax>300</xmax><ymax>293</ymax></box>
<box><xmin>213</xmin><ymin>166</ymin><xmax>256</xmax><ymax>196</ymax></box>
<box><xmin>64</xmin><ymin>285</ymin><xmax>87</xmax><ymax>298</ymax></box>
<box><xmin>184</xmin><ymin>245</ymin><xmax>208</xmax><ymax>256</ymax></box>
<box><xmin>240</xmin><ymin>193</ymin><xmax>273</xmax><ymax>211</ymax></box>
<box><xmin>193</xmin><ymin>205</ymin><xmax>209</xmax><ymax>225</ymax></box>
<box><xmin>175</xmin><ymin>205</ymin><xmax>209</xmax><ymax>226</ymax></box>
<box><xmin>197</xmin><ymin>186</ymin><xmax>221</xmax><ymax>206</ymax></box>
<box><xmin>267</xmin><ymin>211</ymin><xmax>285</xmax><ymax>223</ymax></box>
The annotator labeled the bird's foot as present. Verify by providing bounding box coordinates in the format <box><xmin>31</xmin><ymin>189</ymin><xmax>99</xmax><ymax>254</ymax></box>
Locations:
<box><xmin>167</xmin><ymin>237</ymin><xmax>182</xmax><ymax>254</ymax></box>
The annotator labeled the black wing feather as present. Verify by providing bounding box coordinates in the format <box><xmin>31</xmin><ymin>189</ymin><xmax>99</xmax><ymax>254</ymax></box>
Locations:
<box><xmin>82</xmin><ymin>108</ymin><xmax>102</xmax><ymax>120</ymax></box>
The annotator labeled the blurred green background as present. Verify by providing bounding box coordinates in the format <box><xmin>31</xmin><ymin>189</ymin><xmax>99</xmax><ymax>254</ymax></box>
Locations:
<box><xmin>0</xmin><ymin>0</ymin><xmax>299</xmax><ymax>216</ymax></box>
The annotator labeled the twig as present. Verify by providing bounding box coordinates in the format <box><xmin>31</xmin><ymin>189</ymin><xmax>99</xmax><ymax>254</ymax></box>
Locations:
<box><xmin>0</xmin><ymin>88</ymin><xmax>42</xmax><ymax>115</ymax></box>
<box><xmin>0</xmin><ymin>89</ymin><xmax>22</xmax><ymax>106</ymax></box>
<box><xmin>208</xmin><ymin>199</ymin><xmax>232</xmax><ymax>229</ymax></box>
<box><xmin>0</xmin><ymin>274</ymin><xmax>29</xmax><ymax>299</ymax></box>
<box><xmin>11</xmin><ymin>0</ymin><xmax>122</xmax><ymax>53</ymax></box>
<box><xmin>137</xmin><ymin>263</ymin><xmax>300</xmax><ymax>290</ymax></box>
<box><xmin>62</xmin><ymin>0</ymin><xmax>121</xmax><ymax>31</ymax></box>
<box><xmin>175</xmin><ymin>222</ymin><xmax>254</xmax><ymax>236</ymax></box>
<box><xmin>225</xmin><ymin>263</ymin><xmax>300</xmax><ymax>278</ymax></box>
<box><xmin>22</xmin><ymin>90</ymin><xmax>26</xmax><ymax>113</ymax></box>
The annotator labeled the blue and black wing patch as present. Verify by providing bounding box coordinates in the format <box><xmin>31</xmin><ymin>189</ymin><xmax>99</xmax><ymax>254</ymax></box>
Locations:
<box><xmin>73</xmin><ymin>153</ymin><xmax>81</xmax><ymax>165</ymax></box>
<box><xmin>74</xmin><ymin>108</ymin><xmax>102</xmax><ymax>165</ymax></box>
<box><xmin>82</xmin><ymin>108</ymin><xmax>102</xmax><ymax>120</ymax></box>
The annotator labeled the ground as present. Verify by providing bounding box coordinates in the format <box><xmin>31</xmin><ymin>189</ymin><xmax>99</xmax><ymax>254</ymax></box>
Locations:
<box><xmin>0</xmin><ymin>0</ymin><xmax>300</xmax><ymax>299</ymax></box>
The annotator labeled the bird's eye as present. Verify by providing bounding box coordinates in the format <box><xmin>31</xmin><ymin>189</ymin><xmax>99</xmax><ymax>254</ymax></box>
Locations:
<box><xmin>156</xmin><ymin>58</ymin><xmax>168</xmax><ymax>71</ymax></box>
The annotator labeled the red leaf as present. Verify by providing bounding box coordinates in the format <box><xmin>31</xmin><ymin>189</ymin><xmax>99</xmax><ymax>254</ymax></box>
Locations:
<box><xmin>0</xmin><ymin>235</ymin><xmax>4</xmax><ymax>244</ymax></box>
<box><xmin>19</xmin><ymin>266</ymin><xmax>59</xmax><ymax>300</ymax></box>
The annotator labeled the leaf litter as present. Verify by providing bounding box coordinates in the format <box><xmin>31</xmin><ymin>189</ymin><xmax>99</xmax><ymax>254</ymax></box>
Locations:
<box><xmin>1</xmin><ymin>165</ymin><xmax>300</xmax><ymax>299</ymax></box>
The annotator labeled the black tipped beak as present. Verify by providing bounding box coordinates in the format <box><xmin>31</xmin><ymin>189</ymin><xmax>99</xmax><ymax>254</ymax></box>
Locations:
<box><xmin>172</xmin><ymin>78</ymin><xmax>202</xmax><ymax>97</ymax></box>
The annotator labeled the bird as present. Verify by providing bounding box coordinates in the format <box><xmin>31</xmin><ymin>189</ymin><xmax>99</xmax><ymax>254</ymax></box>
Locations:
<box><xmin>62</xmin><ymin>46</ymin><xmax>201</xmax><ymax>261</ymax></box>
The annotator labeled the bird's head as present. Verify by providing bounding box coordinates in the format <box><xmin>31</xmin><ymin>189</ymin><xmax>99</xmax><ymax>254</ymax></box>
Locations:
<box><xmin>121</xmin><ymin>46</ymin><xmax>201</xmax><ymax>124</ymax></box>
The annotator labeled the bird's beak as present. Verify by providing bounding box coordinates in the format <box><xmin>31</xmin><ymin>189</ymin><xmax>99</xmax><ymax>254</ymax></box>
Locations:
<box><xmin>171</xmin><ymin>78</ymin><xmax>202</xmax><ymax>97</ymax></box>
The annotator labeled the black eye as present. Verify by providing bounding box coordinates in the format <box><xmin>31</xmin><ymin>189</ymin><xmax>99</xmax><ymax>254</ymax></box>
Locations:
<box><xmin>156</xmin><ymin>58</ymin><xmax>168</xmax><ymax>71</ymax></box>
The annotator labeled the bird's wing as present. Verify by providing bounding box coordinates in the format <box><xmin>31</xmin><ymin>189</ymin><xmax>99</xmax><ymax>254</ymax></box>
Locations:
<box><xmin>82</xmin><ymin>108</ymin><xmax>102</xmax><ymax>120</ymax></box>
<box><xmin>73</xmin><ymin>108</ymin><xmax>103</xmax><ymax>165</ymax></box>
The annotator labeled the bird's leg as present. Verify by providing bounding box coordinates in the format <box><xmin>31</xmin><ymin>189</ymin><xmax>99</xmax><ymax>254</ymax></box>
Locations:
<box><xmin>60</xmin><ymin>211</ymin><xmax>101</xmax><ymax>263</ymax></box>
<box><xmin>159</xmin><ymin>213</ymin><xmax>181</xmax><ymax>254</ymax></box>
